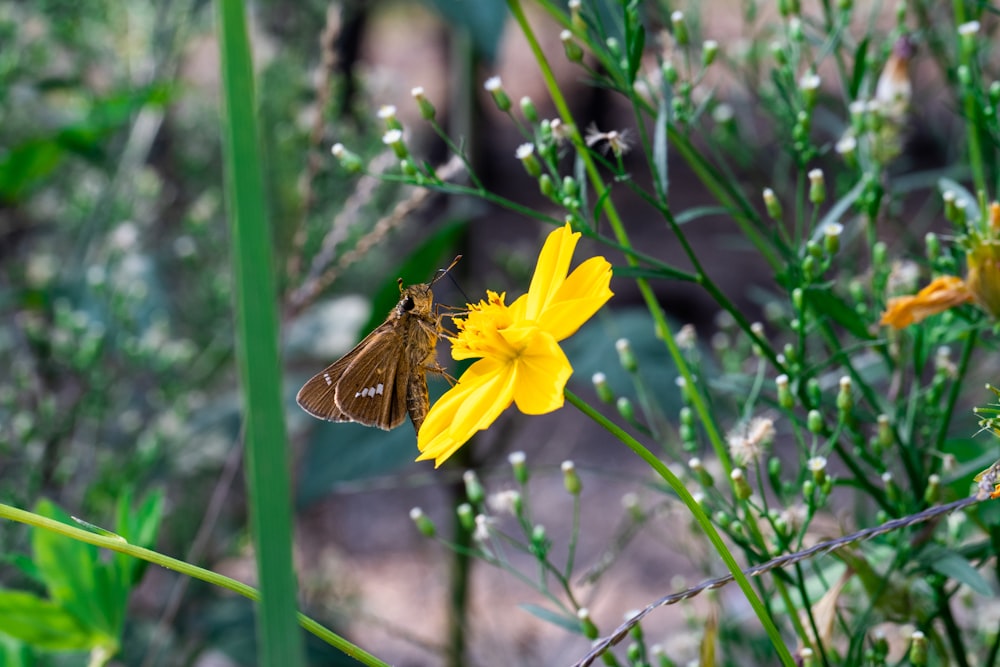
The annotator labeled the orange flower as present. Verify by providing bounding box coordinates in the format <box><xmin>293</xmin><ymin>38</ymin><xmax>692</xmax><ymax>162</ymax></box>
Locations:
<box><xmin>879</xmin><ymin>276</ymin><xmax>972</xmax><ymax>329</ymax></box>
<box><xmin>880</xmin><ymin>202</ymin><xmax>1000</xmax><ymax>329</ymax></box>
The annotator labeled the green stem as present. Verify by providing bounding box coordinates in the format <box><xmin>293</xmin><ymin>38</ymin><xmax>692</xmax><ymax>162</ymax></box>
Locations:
<box><xmin>933</xmin><ymin>328</ymin><xmax>978</xmax><ymax>473</ymax></box>
<box><xmin>0</xmin><ymin>503</ymin><xmax>389</xmax><ymax>667</ymax></box>
<box><xmin>937</xmin><ymin>583</ymin><xmax>971</xmax><ymax>667</ymax></box>
<box><xmin>506</xmin><ymin>0</ymin><xmax>734</xmax><ymax>475</ymax></box>
<box><xmin>565</xmin><ymin>390</ymin><xmax>795</xmax><ymax>666</ymax></box>
<box><xmin>954</xmin><ymin>0</ymin><xmax>987</xmax><ymax>199</ymax></box>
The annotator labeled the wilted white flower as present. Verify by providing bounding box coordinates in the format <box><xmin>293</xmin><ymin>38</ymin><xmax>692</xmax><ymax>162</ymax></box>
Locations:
<box><xmin>585</xmin><ymin>123</ymin><xmax>631</xmax><ymax>156</ymax></box>
<box><xmin>727</xmin><ymin>417</ymin><xmax>776</xmax><ymax>466</ymax></box>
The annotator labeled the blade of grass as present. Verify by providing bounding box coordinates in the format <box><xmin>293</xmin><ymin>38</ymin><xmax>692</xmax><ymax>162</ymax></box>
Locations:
<box><xmin>215</xmin><ymin>1</ymin><xmax>304</xmax><ymax>664</ymax></box>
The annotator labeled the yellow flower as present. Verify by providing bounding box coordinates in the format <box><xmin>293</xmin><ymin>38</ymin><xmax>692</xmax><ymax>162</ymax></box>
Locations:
<box><xmin>880</xmin><ymin>202</ymin><xmax>1000</xmax><ymax>329</ymax></box>
<box><xmin>964</xmin><ymin>229</ymin><xmax>1000</xmax><ymax>319</ymax></box>
<box><xmin>416</xmin><ymin>223</ymin><xmax>614</xmax><ymax>467</ymax></box>
<box><xmin>879</xmin><ymin>275</ymin><xmax>972</xmax><ymax>329</ymax></box>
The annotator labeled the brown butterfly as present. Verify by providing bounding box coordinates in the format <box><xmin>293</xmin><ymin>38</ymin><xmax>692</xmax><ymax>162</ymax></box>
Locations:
<box><xmin>296</xmin><ymin>258</ymin><xmax>459</xmax><ymax>432</ymax></box>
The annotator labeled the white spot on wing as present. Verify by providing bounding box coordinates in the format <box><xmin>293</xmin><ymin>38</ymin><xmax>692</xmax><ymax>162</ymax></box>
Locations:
<box><xmin>323</xmin><ymin>373</ymin><xmax>333</xmax><ymax>386</ymax></box>
<box><xmin>356</xmin><ymin>385</ymin><xmax>383</xmax><ymax>398</ymax></box>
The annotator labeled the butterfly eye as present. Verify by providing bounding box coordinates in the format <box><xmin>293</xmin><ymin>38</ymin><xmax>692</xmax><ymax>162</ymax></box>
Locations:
<box><xmin>402</xmin><ymin>296</ymin><xmax>415</xmax><ymax>311</ymax></box>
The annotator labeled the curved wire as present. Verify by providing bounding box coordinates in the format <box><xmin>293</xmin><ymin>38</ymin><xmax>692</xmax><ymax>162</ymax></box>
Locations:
<box><xmin>572</xmin><ymin>465</ymin><xmax>1000</xmax><ymax>667</ymax></box>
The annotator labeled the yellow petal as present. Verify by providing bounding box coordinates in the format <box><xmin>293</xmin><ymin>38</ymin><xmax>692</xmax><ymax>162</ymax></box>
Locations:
<box><xmin>509</xmin><ymin>330</ymin><xmax>572</xmax><ymax>414</ymax></box>
<box><xmin>966</xmin><ymin>244</ymin><xmax>1000</xmax><ymax>319</ymax></box>
<box><xmin>535</xmin><ymin>256</ymin><xmax>614</xmax><ymax>340</ymax></box>
<box><xmin>523</xmin><ymin>223</ymin><xmax>580</xmax><ymax>321</ymax></box>
<box><xmin>879</xmin><ymin>275</ymin><xmax>972</xmax><ymax>328</ymax></box>
<box><xmin>416</xmin><ymin>358</ymin><xmax>515</xmax><ymax>467</ymax></box>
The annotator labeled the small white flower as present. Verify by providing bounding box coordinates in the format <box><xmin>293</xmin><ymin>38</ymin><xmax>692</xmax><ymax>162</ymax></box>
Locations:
<box><xmin>808</xmin><ymin>456</ymin><xmax>827</xmax><ymax>472</ymax></box>
<box><xmin>712</xmin><ymin>103</ymin><xmax>734</xmax><ymax>123</ymax></box>
<box><xmin>799</xmin><ymin>73</ymin><xmax>821</xmax><ymax>91</ymax></box>
<box><xmin>382</xmin><ymin>129</ymin><xmax>403</xmax><ymax>145</ymax></box>
<box><xmin>484</xmin><ymin>76</ymin><xmax>503</xmax><ymax>92</ymax></box>
<box><xmin>473</xmin><ymin>514</ymin><xmax>492</xmax><ymax>542</ymax></box>
<box><xmin>111</xmin><ymin>222</ymin><xmax>140</xmax><ymax>250</ymax></box>
<box><xmin>836</xmin><ymin>135</ymin><xmax>857</xmax><ymax>157</ymax></box>
<box><xmin>676</xmin><ymin>324</ymin><xmax>697</xmax><ymax>350</ymax></box>
<box><xmin>487</xmin><ymin>490</ymin><xmax>521</xmax><ymax>515</ymax></box>
<box><xmin>958</xmin><ymin>21</ymin><xmax>981</xmax><ymax>36</ymax></box>
<box><xmin>515</xmin><ymin>143</ymin><xmax>535</xmax><ymax>159</ymax></box>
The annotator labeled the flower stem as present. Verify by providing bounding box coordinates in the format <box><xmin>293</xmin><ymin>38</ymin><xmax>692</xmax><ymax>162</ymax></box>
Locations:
<box><xmin>505</xmin><ymin>0</ymin><xmax>735</xmax><ymax>475</ymax></box>
<box><xmin>0</xmin><ymin>503</ymin><xmax>389</xmax><ymax>667</ymax></box>
<box><xmin>564</xmin><ymin>390</ymin><xmax>795</xmax><ymax>666</ymax></box>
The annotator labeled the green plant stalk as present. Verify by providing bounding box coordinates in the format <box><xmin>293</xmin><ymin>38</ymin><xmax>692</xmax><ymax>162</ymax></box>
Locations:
<box><xmin>0</xmin><ymin>503</ymin><xmax>389</xmax><ymax>667</ymax></box>
<box><xmin>215</xmin><ymin>0</ymin><xmax>304</xmax><ymax>664</ymax></box>
<box><xmin>565</xmin><ymin>390</ymin><xmax>795</xmax><ymax>666</ymax></box>
<box><xmin>504</xmin><ymin>13</ymin><xmax>791</xmax><ymax>657</ymax></box>
<box><xmin>505</xmin><ymin>0</ymin><xmax>735</xmax><ymax>476</ymax></box>
<box><xmin>953</xmin><ymin>0</ymin><xmax>988</xmax><ymax>200</ymax></box>
<box><xmin>932</xmin><ymin>328</ymin><xmax>978</xmax><ymax>474</ymax></box>
<box><xmin>532</xmin><ymin>0</ymin><xmax>788</xmax><ymax>270</ymax></box>
<box><xmin>936</xmin><ymin>581</ymin><xmax>971</xmax><ymax>667</ymax></box>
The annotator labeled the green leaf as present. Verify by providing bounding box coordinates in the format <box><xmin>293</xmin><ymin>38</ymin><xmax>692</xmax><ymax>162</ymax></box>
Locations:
<box><xmin>675</xmin><ymin>206</ymin><xmax>729</xmax><ymax>225</ymax></box>
<box><xmin>938</xmin><ymin>178</ymin><xmax>981</xmax><ymax>223</ymax></box>
<box><xmin>803</xmin><ymin>284</ymin><xmax>875</xmax><ymax>340</ymax></box>
<box><xmin>624</xmin><ymin>4</ymin><xmax>645</xmax><ymax>83</ymax></box>
<box><xmin>421</xmin><ymin>0</ymin><xmax>507</xmax><ymax>61</ymax></box>
<box><xmin>0</xmin><ymin>633</ymin><xmax>34</xmax><ymax>667</ymax></box>
<box><xmin>114</xmin><ymin>490</ymin><xmax>164</xmax><ymax>587</ymax></box>
<box><xmin>810</xmin><ymin>177</ymin><xmax>865</xmax><ymax>245</ymax></box>
<box><xmin>30</xmin><ymin>500</ymin><xmax>106</xmax><ymax>634</ymax></box>
<box><xmin>849</xmin><ymin>38</ymin><xmax>869</xmax><ymax>99</ymax></box>
<box><xmin>218</xmin><ymin>0</ymin><xmax>307</xmax><ymax>662</ymax></box>
<box><xmin>518</xmin><ymin>604</ymin><xmax>582</xmax><ymax>634</ymax></box>
<box><xmin>0</xmin><ymin>590</ymin><xmax>97</xmax><ymax>651</ymax></box>
<box><xmin>653</xmin><ymin>80</ymin><xmax>669</xmax><ymax>196</ymax></box>
<box><xmin>359</xmin><ymin>219</ymin><xmax>467</xmax><ymax>336</ymax></box>
<box><xmin>921</xmin><ymin>546</ymin><xmax>993</xmax><ymax>596</ymax></box>
<box><xmin>0</xmin><ymin>140</ymin><xmax>64</xmax><ymax>203</ymax></box>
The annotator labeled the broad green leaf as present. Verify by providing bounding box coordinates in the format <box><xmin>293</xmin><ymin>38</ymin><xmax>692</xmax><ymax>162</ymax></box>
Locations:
<box><xmin>30</xmin><ymin>500</ymin><xmax>114</xmax><ymax>639</ymax></box>
<box><xmin>421</xmin><ymin>0</ymin><xmax>506</xmax><ymax>61</ymax></box>
<box><xmin>921</xmin><ymin>546</ymin><xmax>993</xmax><ymax>596</ymax></box>
<box><xmin>0</xmin><ymin>140</ymin><xmax>63</xmax><ymax>203</ymax></box>
<box><xmin>0</xmin><ymin>590</ymin><xmax>97</xmax><ymax>652</ymax></box>
<box><xmin>114</xmin><ymin>490</ymin><xmax>164</xmax><ymax>587</ymax></box>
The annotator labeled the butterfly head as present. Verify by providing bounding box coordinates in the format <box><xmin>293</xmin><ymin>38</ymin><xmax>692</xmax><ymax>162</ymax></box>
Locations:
<box><xmin>397</xmin><ymin>279</ymin><xmax>435</xmax><ymax>318</ymax></box>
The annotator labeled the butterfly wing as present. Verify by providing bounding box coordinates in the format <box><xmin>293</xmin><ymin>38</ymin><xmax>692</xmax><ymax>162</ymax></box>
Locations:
<box><xmin>295</xmin><ymin>323</ymin><xmax>395</xmax><ymax>423</ymax></box>
<box><xmin>333</xmin><ymin>332</ymin><xmax>410</xmax><ymax>430</ymax></box>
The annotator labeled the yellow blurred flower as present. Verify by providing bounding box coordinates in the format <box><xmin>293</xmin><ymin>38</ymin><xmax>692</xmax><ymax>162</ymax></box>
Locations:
<box><xmin>416</xmin><ymin>223</ymin><xmax>614</xmax><ymax>467</ymax></box>
<box><xmin>880</xmin><ymin>202</ymin><xmax>1000</xmax><ymax>328</ymax></box>
<box><xmin>879</xmin><ymin>275</ymin><xmax>972</xmax><ymax>328</ymax></box>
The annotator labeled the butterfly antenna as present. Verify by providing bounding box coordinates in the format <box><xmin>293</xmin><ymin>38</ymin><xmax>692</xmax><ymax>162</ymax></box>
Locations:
<box><xmin>430</xmin><ymin>255</ymin><xmax>472</xmax><ymax>304</ymax></box>
<box><xmin>431</xmin><ymin>255</ymin><xmax>462</xmax><ymax>284</ymax></box>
